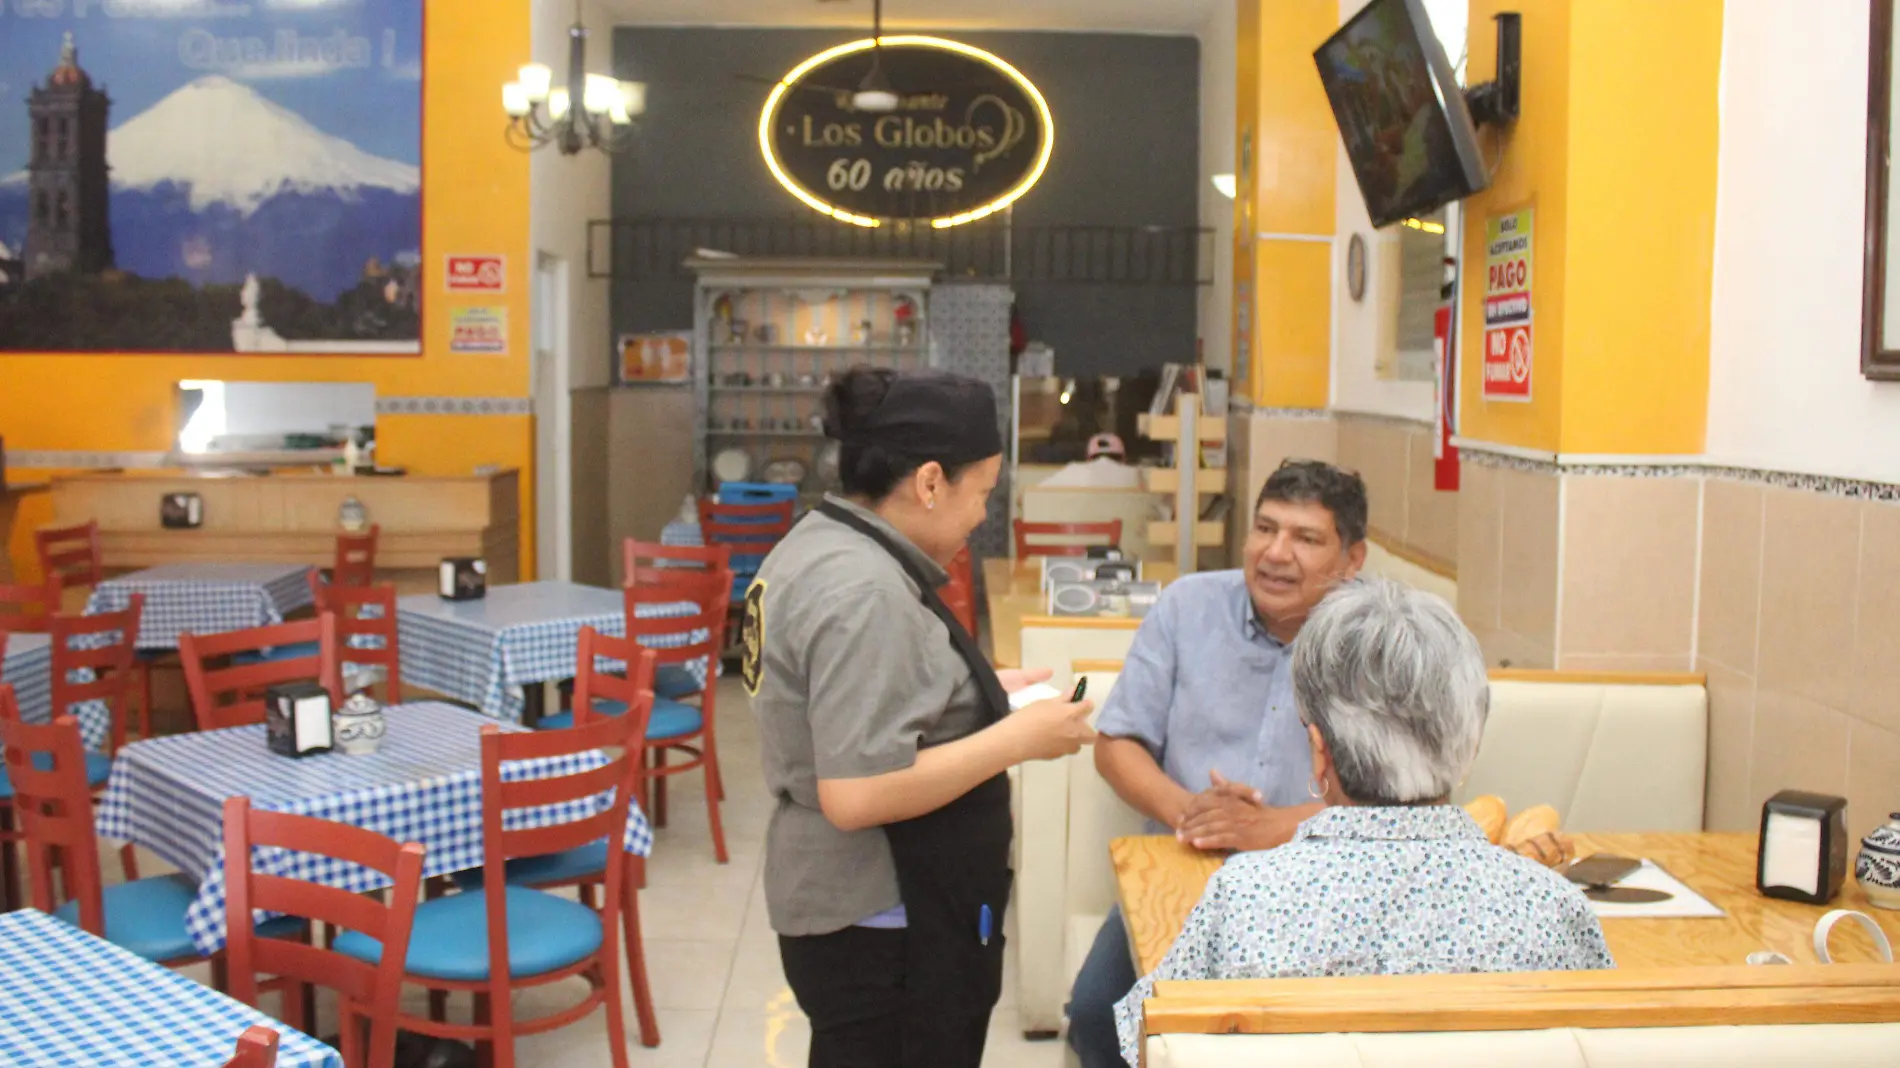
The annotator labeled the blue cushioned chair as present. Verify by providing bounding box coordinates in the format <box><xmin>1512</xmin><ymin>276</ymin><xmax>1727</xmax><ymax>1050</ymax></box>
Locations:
<box><xmin>539</xmin><ymin>571</ymin><xmax>732</xmax><ymax>866</ymax></box>
<box><xmin>339</xmin><ymin>680</ymin><xmax>657</xmax><ymax>1061</ymax></box>
<box><xmin>0</xmin><ymin>690</ymin><xmax>211</xmax><ymax>966</ymax></box>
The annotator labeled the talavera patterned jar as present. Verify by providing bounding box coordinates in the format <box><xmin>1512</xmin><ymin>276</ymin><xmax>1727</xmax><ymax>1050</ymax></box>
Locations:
<box><xmin>1855</xmin><ymin>813</ymin><xmax>1900</xmax><ymax>910</ymax></box>
<box><xmin>331</xmin><ymin>691</ymin><xmax>387</xmax><ymax>756</ymax></box>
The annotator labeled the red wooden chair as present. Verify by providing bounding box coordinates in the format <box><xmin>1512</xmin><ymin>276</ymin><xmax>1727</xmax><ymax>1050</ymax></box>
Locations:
<box><xmin>0</xmin><ymin>582</ymin><xmax>54</xmax><ymax>636</ymax></box>
<box><xmin>33</xmin><ymin>520</ymin><xmax>104</xmax><ymax>605</ymax></box>
<box><xmin>540</xmin><ymin>574</ymin><xmax>731</xmax><ymax>859</ymax></box>
<box><xmin>456</xmin><ymin>638</ymin><xmax>662</xmax><ymax>1048</ymax></box>
<box><xmin>310</xmin><ymin>579</ymin><xmax>401</xmax><ymax>704</ymax></box>
<box><xmin>180</xmin><ymin>615</ymin><xmax>341</xmax><ymax>732</ymax></box>
<box><xmin>0</xmin><ymin>686</ymin><xmax>207</xmax><ymax>967</ymax></box>
<box><xmin>623</xmin><ymin>574</ymin><xmax>729</xmax><ymax>861</ymax></box>
<box><xmin>333</xmin><ymin>526</ymin><xmax>380</xmax><ymax>588</ymax></box>
<box><xmin>47</xmin><ymin>595</ymin><xmax>143</xmax><ymax>885</ymax></box>
<box><xmin>1012</xmin><ymin>518</ymin><xmax>1123</xmax><ymax>558</ymax></box>
<box><xmin>51</xmin><ymin>593</ymin><xmax>145</xmax><ymax>752</ymax></box>
<box><xmin>223</xmin><ymin>795</ymin><xmax>424</xmax><ymax>1068</ymax></box>
<box><xmin>621</xmin><ymin>538</ymin><xmax>731</xmax><ymax>701</ymax></box>
<box><xmin>222</xmin><ymin>1026</ymin><xmax>280</xmax><ymax>1068</ymax></box>
<box><xmin>334</xmin><ymin>707</ymin><xmax>646</xmax><ymax>1068</ymax></box>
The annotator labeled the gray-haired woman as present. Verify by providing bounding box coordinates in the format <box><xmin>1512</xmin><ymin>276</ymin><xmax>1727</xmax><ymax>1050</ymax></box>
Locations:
<box><xmin>1111</xmin><ymin>577</ymin><xmax>1613</xmax><ymax>1066</ymax></box>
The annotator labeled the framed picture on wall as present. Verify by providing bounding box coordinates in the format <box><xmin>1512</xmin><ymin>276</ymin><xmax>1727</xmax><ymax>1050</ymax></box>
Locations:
<box><xmin>1864</xmin><ymin>0</ymin><xmax>1900</xmax><ymax>378</ymax></box>
<box><xmin>618</xmin><ymin>331</ymin><xmax>692</xmax><ymax>385</ymax></box>
<box><xmin>0</xmin><ymin>2</ymin><xmax>423</xmax><ymax>354</ymax></box>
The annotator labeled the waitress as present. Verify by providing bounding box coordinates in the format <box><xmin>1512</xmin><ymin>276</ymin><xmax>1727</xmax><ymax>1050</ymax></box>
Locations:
<box><xmin>744</xmin><ymin>366</ymin><xmax>1096</xmax><ymax>1067</ymax></box>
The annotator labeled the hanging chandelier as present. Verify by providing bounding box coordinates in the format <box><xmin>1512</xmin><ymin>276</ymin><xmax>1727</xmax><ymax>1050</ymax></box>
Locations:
<box><xmin>502</xmin><ymin>2</ymin><xmax>644</xmax><ymax>155</ymax></box>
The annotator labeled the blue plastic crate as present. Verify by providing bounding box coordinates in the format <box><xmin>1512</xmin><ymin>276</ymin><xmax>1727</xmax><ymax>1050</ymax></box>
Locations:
<box><xmin>717</xmin><ymin>481</ymin><xmax>800</xmax><ymax>507</ymax></box>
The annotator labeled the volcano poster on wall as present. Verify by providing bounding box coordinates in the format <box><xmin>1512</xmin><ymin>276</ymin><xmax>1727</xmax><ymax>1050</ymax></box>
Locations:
<box><xmin>0</xmin><ymin>1</ymin><xmax>422</xmax><ymax>354</ymax></box>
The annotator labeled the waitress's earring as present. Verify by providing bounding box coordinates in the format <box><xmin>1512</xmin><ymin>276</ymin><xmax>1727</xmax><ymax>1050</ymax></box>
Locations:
<box><xmin>1307</xmin><ymin>773</ymin><xmax>1327</xmax><ymax>800</ymax></box>
<box><xmin>927</xmin><ymin>499</ymin><xmax>936</xmax><ymax>510</ymax></box>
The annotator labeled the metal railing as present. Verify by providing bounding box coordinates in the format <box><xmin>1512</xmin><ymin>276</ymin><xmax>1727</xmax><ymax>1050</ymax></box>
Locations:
<box><xmin>588</xmin><ymin>215</ymin><xmax>1213</xmax><ymax>286</ymax></box>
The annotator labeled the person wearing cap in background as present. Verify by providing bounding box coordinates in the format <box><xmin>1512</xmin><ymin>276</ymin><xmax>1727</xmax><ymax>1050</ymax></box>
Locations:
<box><xmin>1038</xmin><ymin>433</ymin><xmax>1143</xmax><ymax>489</ymax></box>
<box><xmin>745</xmin><ymin>365</ymin><xmax>1097</xmax><ymax>1067</ymax></box>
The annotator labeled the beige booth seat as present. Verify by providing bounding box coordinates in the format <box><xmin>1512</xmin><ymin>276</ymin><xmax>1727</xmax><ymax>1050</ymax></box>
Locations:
<box><xmin>1142</xmin><ymin>967</ymin><xmax>1900</xmax><ymax>1068</ymax></box>
<box><xmin>1360</xmin><ymin>537</ymin><xmax>1457</xmax><ymax>604</ymax></box>
<box><xmin>1011</xmin><ymin>667</ymin><xmax>1710</xmax><ymax>1037</ymax></box>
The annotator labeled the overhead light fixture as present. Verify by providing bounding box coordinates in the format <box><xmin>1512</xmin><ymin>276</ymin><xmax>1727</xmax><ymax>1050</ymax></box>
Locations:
<box><xmin>1211</xmin><ymin>173</ymin><xmax>1237</xmax><ymax>200</ymax></box>
<box><xmin>1402</xmin><ymin>217</ymin><xmax>1447</xmax><ymax>235</ymax></box>
<box><xmin>502</xmin><ymin>0</ymin><xmax>645</xmax><ymax>155</ymax></box>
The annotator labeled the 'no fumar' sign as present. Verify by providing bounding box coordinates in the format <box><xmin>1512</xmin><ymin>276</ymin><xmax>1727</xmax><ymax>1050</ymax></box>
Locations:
<box><xmin>1482</xmin><ymin>208</ymin><xmax>1534</xmax><ymax>402</ymax></box>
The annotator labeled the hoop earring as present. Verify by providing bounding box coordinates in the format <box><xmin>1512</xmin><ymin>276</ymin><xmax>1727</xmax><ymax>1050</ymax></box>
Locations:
<box><xmin>1307</xmin><ymin>774</ymin><xmax>1327</xmax><ymax>801</ymax></box>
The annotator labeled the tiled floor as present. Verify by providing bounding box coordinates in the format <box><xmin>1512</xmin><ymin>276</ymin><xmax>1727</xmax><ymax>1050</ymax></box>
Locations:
<box><xmin>97</xmin><ymin>680</ymin><xmax>1073</xmax><ymax>1067</ymax></box>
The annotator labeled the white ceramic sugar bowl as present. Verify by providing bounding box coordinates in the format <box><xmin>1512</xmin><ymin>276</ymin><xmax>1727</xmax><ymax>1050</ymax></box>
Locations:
<box><xmin>331</xmin><ymin>690</ymin><xmax>387</xmax><ymax>756</ymax></box>
<box><xmin>1855</xmin><ymin>813</ymin><xmax>1900</xmax><ymax>909</ymax></box>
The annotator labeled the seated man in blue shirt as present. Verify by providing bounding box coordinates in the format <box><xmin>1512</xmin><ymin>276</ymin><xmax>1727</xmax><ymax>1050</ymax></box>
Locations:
<box><xmin>1065</xmin><ymin>459</ymin><xmax>1369</xmax><ymax>1067</ymax></box>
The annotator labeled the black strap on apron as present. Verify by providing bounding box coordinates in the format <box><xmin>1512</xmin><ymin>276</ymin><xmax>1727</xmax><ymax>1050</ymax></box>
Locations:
<box><xmin>816</xmin><ymin>502</ymin><xmax>1015</xmax><ymax>1068</ymax></box>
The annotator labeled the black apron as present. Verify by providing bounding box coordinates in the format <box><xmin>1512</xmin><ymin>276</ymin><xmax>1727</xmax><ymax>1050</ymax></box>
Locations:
<box><xmin>816</xmin><ymin>502</ymin><xmax>1014</xmax><ymax>1068</ymax></box>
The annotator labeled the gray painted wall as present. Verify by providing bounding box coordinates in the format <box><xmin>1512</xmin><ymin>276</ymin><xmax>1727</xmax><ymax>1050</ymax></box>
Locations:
<box><xmin>608</xmin><ymin>27</ymin><xmax>1201</xmax><ymax>377</ymax></box>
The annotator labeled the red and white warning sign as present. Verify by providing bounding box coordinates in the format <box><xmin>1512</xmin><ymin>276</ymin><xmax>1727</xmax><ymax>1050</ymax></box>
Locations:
<box><xmin>446</xmin><ymin>255</ymin><xmax>507</xmax><ymax>293</ymax></box>
<box><xmin>1481</xmin><ymin>209</ymin><xmax>1533</xmax><ymax>402</ymax></box>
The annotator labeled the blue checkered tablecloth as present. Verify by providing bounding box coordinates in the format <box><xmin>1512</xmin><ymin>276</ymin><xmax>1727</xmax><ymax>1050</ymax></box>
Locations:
<box><xmin>2</xmin><ymin>632</ymin><xmax>113</xmax><ymax>751</ymax></box>
<box><xmin>0</xmin><ymin>908</ymin><xmax>341</xmax><ymax>1068</ymax></box>
<box><xmin>94</xmin><ymin>701</ymin><xmax>652</xmax><ymax>955</ymax></box>
<box><xmin>396</xmin><ymin>581</ymin><xmax>704</xmax><ymax>722</ymax></box>
<box><xmin>86</xmin><ymin>563</ymin><xmax>316</xmax><ymax>650</ymax></box>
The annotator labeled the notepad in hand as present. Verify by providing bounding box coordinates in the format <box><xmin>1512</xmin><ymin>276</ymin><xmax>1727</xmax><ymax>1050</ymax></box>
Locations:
<box><xmin>1007</xmin><ymin>683</ymin><xmax>1064</xmax><ymax>712</ymax></box>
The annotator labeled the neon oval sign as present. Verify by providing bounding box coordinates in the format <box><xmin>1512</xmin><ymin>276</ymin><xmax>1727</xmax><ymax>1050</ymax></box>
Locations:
<box><xmin>758</xmin><ymin>36</ymin><xmax>1054</xmax><ymax>229</ymax></box>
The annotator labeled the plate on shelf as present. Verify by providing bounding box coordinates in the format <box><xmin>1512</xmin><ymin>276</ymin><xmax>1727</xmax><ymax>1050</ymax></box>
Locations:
<box><xmin>762</xmin><ymin>457</ymin><xmax>808</xmax><ymax>485</ymax></box>
<box><xmin>816</xmin><ymin>441</ymin><xmax>841</xmax><ymax>487</ymax></box>
<box><xmin>712</xmin><ymin>447</ymin><xmax>753</xmax><ymax>483</ymax></box>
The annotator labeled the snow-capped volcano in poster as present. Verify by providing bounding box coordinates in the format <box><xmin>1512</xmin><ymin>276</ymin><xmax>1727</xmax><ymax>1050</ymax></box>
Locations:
<box><xmin>0</xmin><ymin>0</ymin><xmax>422</xmax><ymax>353</ymax></box>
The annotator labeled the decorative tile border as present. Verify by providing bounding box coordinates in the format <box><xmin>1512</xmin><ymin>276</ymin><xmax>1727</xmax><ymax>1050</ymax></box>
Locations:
<box><xmin>375</xmin><ymin>396</ymin><xmax>532</xmax><ymax>416</ymax></box>
<box><xmin>1456</xmin><ymin>441</ymin><xmax>1900</xmax><ymax>502</ymax></box>
<box><xmin>6</xmin><ymin>450</ymin><xmax>170</xmax><ymax>470</ymax></box>
<box><xmin>1334</xmin><ymin>408</ymin><xmax>1434</xmax><ymax>431</ymax></box>
<box><xmin>1247</xmin><ymin>406</ymin><xmax>1333</xmax><ymax>421</ymax></box>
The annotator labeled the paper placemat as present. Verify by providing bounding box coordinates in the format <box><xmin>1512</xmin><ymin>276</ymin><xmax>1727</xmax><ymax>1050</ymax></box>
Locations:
<box><xmin>1585</xmin><ymin>858</ymin><xmax>1726</xmax><ymax>919</ymax></box>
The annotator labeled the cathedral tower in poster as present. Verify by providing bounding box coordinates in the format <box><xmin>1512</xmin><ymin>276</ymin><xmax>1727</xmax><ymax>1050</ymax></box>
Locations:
<box><xmin>23</xmin><ymin>33</ymin><xmax>113</xmax><ymax>279</ymax></box>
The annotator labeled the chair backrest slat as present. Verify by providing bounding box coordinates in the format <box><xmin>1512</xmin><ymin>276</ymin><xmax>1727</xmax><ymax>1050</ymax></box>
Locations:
<box><xmin>223</xmin><ymin>795</ymin><xmax>422</xmax><ymax>1068</ymax></box>
<box><xmin>34</xmin><ymin>521</ymin><xmax>104</xmax><ymax>594</ymax></box>
<box><xmin>621</xmin><ymin>537</ymin><xmax>732</xmax><ymax>585</ymax></box>
<box><xmin>333</xmin><ymin>526</ymin><xmax>380</xmax><ymax>588</ymax></box>
<box><xmin>0</xmin><ymin>687</ymin><xmax>107</xmax><ymax>935</ymax></box>
<box><xmin>181</xmin><ymin>615</ymin><xmax>341</xmax><ymax>732</ymax></box>
<box><xmin>1013</xmin><ymin>518</ymin><xmax>1123</xmax><ymax>559</ymax></box>
<box><xmin>0</xmin><ymin>582</ymin><xmax>54</xmax><ymax>636</ymax></box>
<box><xmin>310</xmin><ymin>580</ymin><xmax>400</xmax><ymax>702</ymax></box>
<box><xmin>50</xmin><ymin>593</ymin><xmax>141</xmax><ymax>755</ymax></box>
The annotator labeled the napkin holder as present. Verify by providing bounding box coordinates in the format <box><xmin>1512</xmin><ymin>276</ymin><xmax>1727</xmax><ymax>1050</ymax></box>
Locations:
<box><xmin>439</xmin><ymin>557</ymin><xmax>487</xmax><ymax>600</ymax></box>
<box><xmin>160</xmin><ymin>492</ymin><xmax>203</xmax><ymax>529</ymax></box>
<box><xmin>1758</xmin><ymin>789</ymin><xmax>1848</xmax><ymax>904</ymax></box>
<box><xmin>265</xmin><ymin>681</ymin><xmax>333</xmax><ymax>758</ymax></box>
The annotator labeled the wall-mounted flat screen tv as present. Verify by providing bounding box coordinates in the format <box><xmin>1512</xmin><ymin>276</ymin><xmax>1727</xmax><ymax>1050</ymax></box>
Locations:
<box><xmin>1314</xmin><ymin>0</ymin><xmax>1488</xmax><ymax>229</ymax></box>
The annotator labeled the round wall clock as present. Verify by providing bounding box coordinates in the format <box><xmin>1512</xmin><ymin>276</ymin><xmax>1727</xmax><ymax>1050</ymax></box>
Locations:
<box><xmin>1346</xmin><ymin>233</ymin><xmax>1368</xmax><ymax>303</ymax></box>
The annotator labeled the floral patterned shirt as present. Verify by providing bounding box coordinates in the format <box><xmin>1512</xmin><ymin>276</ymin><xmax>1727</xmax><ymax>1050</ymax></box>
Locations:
<box><xmin>1112</xmin><ymin>805</ymin><xmax>1615</xmax><ymax>1066</ymax></box>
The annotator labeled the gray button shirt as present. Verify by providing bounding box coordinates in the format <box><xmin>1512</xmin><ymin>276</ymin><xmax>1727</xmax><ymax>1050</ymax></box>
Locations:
<box><xmin>1093</xmin><ymin>570</ymin><xmax>1312</xmax><ymax>826</ymax></box>
<box><xmin>746</xmin><ymin>495</ymin><xmax>989</xmax><ymax>936</ymax></box>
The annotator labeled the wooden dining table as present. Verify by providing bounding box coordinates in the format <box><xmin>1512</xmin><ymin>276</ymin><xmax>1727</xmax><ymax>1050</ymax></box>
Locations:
<box><xmin>982</xmin><ymin>557</ymin><xmax>1178</xmax><ymax>669</ymax></box>
<box><xmin>1112</xmin><ymin>832</ymin><xmax>1900</xmax><ymax>976</ymax></box>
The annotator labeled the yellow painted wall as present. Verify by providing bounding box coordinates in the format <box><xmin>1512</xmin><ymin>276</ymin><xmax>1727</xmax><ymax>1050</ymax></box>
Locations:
<box><xmin>1246</xmin><ymin>0</ymin><xmax>1337</xmax><ymax>410</ymax></box>
<box><xmin>1233</xmin><ymin>0</ymin><xmax>1259</xmax><ymax>401</ymax></box>
<box><xmin>1458</xmin><ymin>0</ymin><xmax>1720</xmax><ymax>456</ymax></box>
<box><xmin>1458</xmin><ymin>0</ymin><xmax>1571</xmax><ymax>454</ymax></box>
<box><xmin>2</xmin><ymin>1</ymin><xmax>537</xmax><ymax>579</ymax></box>
<box><xmin>1558</xmin><ymin>0</ymin><xmax>1720</xmax><ymax>455</ymax></box>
